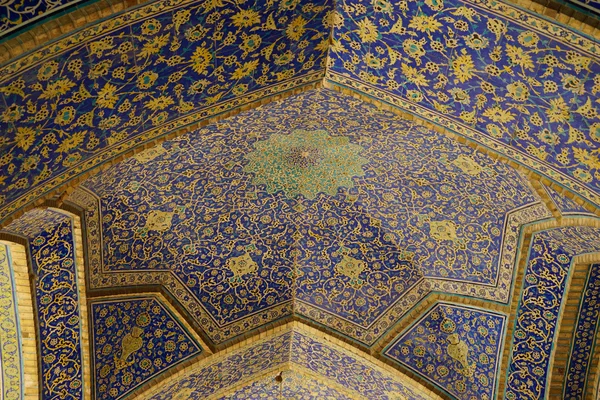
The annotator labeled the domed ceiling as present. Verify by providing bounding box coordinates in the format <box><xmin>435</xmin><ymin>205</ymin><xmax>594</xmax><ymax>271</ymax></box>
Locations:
<box><xmin>0</xmin><ymin>0</ymin><xmax>599</xmax><ymax>399</ymax></box>
<box><xmin>79</xmin><ymin>89</ymin><xmax>548</xmax><ymax>346</ymax></box>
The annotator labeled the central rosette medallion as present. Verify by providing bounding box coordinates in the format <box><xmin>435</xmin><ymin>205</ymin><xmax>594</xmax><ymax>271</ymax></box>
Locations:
<box><xmin>244</xmin><ymin>129</ymin><xmax>368</xmax><ymax>199</ymax></box>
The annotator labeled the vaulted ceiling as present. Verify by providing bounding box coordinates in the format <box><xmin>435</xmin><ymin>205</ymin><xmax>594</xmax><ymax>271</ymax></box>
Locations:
<box><xmin>0</xmin><ymin>0</ymin><xmax>599</xmax><ymax>399</ymax></box>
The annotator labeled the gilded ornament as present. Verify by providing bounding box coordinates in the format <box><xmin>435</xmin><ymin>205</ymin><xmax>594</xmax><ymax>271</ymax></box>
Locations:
<box><xmin>133</xmin><ymin>144</ymin><xmax>167</xmax><ymax>163</ymax></box>
<box><xmin>144</xmin><ymin>210</ymin><xmax>174</xmax><ymax>232</ymax></box>
<box><xmin>114</xmin><ymin>326</ymin><xmax>144</xmax><ymax>371</ymax></box>
<box><xmin>429</xmin><ymin>220</ymin><xmax>458</xmax><ymax>241</ymax></box>
<box><xmin>451</xmin><ymin>155</ymin><xmax>483</xmax><ymax>175</ymax></box>
<box><xmin>446</xmin><ymin>333</ymin><xmax>475</xmax><ymax>377</ymax></box>
<box><xmin>172</xmin><ymin>387</ymin><xmax>195</xmax><ymax>400</ymax></box>
<box><xmin>244</xmin><ymin>129</ymin><xmax>368</xmax><ymax>199</ymax></box>
<box><xmin>334</xmin><ymin>250</ymin><xmax>367</xmax><ymax>288</ymax></box>
<box><xmin>226</xmin><ymin>252</ymin><xmax>259</xmax><ymax>284</ymax></box>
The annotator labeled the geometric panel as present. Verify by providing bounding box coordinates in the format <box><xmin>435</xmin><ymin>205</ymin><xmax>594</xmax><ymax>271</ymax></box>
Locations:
<box><xmin>564</xmin><ymin>263</ymin><xmax>600</xmax><ymax>399</ymax></box>
<box><xmin>506</xmin><ymin>227</ymin><xmax>600</xmax><ymax>400</ymax></box>
<box><xmin>0</xmin><ymin>0</ymin><xmax>331</xmax><ymax>222</ymax></box>
<box><xmin>91</xmin><ymin>296</ymin><xmax>202</xmax><ymax>400</ymax></box>
<box><xmin>384</xmin><ymin>303</ymin><xmax>506</xmax><ymax>400</ymax></box>
<box><xmin>327</xmin><ymin>0</ymin><xmax>600</xmax><ymax>208</ymax></box>
<box><xmin>2</xmin><ymin>209</ymin><xmax>84</xmax><ymax>400</ymax></box>
<box><xmin>0</xmin><ymin>244</ymin><xmax>22</xmax><ymax>400</ymax></box>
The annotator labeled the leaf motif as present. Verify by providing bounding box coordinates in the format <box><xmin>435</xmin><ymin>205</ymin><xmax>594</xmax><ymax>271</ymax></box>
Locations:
<box><xmin>389</xmin><ymin>18</ymin><xmax>403</xmax><ymax>34</ymax></box>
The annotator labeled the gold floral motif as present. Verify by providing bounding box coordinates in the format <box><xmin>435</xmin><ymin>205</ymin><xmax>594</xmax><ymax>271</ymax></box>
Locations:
<box><xmin>114</xmin><ymin>326</ymin><xmax>144</xmax><ymax>371</ymax></box>
<box><xmin>429</xmin><ymin>220</ymin><xmax>458</xmax><ymax>241</ymax></box>
<box><xmin>446</xmin><ymin>333</ymin><xmax>475</xmax><ymax>377</ymax></box>
<box><xmin>133</xmin><ymin>144</ymin><xmax>168</xmax><ymax>163</ymax></box>
<box><xmin>244</xmin><ymin>129</ymin><xmax>368</xmax><ymax>199</ymax></box>
<box><xmin>226</xmin><ymin>252</ymin><xmax>259</xmax><ymax>283</ymax></box>
<box><xmin>335</xmin><ymin>251</ymin><xmax>366</xmax><ymax>287</ymax></box>
<box><xmin>172</xmin><ymin>387</ymin><xmax>195</xmax><ymax>400</ymax></box>
<box><xmin>144</xmin><ymin>210</ymin><xmax>174</xmax><ymax>232</ymax></box>
<box><xmin>451</xmin><ymin>155</ymin><xmax>483</xmax><ymax>176</ymax></box>
<box><xmin>386</xmin><ymin>392</ymin><xmax>409</xmax><ymax>400</ymax></box>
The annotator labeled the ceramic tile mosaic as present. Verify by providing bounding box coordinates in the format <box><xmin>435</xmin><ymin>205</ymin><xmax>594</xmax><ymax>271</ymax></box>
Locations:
<box><xmin>326</xmin><ymin>0</ymin><xmax>600</xmax><ymax>208</ymax></box>
<box><xmin>0</xmin><ymin>244</ymin><xmax>22</xmax><ymax>400</ymax></box>
<box><xmin>91</xmin><ymin>296</ymin><xmax>202</xmax><ymax>399</ymax></box>
<box><xmin>544</xmin><ymin>185</ymin><xmax>596</xmax><ymax>216</ymax></box>
<box><xmin>77</xmin><ymin>88</ymin><xmax>543</xmax><ymax>345</ymax></box>
<box><xmin>506</xmin><ymin>227</ymin><xmax>600</xmax><ymax>400</ymax></box>
<box><xmin>148</xmin><ymin>326</ymin><xmax>433</xmax><ymax>400</ymax></box>
<box><xmin>2</xmin><ymin>209</ymin><xmax>83</xmax><ymax>400</ymax></box>
<box><xmin>0</xmin><ymin>0</ymin><xmax>86</xmax><ymax>38</ymax></box>
<box><xmin>290</xmin><ymin>330</ymin><xmax>431</xmax><ymax>400</ymax></box>
<box><xmin>0</xmin><ymin>0</ymin><xmax>331</xmax><ymax>221</ymax></box>
<box><xmin>385</xmin><ymin>302</ymin><xmax>506</xmax><ymax>400</ymax></box>
<box><xmin>563</xmin><ymin>263</ymin><xmax>600</xmax><ymax>399</ymax></box>
<box><xmin>148</xmin><ymin>331</ymin><xmax>292</xmax><ymax>400</ymax></box>
<box><xmin>216</xmin><ymin>371</ymin><xmax>354</xmax><ymax>400</ymax></box>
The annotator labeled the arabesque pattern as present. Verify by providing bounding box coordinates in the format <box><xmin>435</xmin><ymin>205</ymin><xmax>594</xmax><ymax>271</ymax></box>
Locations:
<box><xmin>327</xmin><ymin>0</ymin><xmax>600</xmax><ymax>207</ymax></box>
<box><xmin>506</xmin><ymin>227</ymin><xmax>600</xmax><ymax>400</ymax></box>
<box><xmin>0</xmin><ymin>245</ymin><xmax>22</xmax><ymax>400</ymax></box>
<box><xmin>91</xmin><ymin>296</ymin><xmax>202</xmax><ymax>399</ymax></box>
<box><xmin>148</xmin><ymin>331</ymin><xmax>292</xmax><ymax>400</ymax></box>
<box><xmin>0</xmin><ymin>0</ymin><xmax>331</xmax><ymax>221</ymax></box>
<box><xmin>2</xmin><ymin>209</ymin><xmax>84</xmax><ymax>400</ymax></box>
<box><xmin>216</xmin><ymin>371</ymin><xmax>354</xmax><ymax>400</ymax></box>
<box><xmin>148</xmin><ymin>326</ymin><xmax>432</xmax><ymax>400</ymax></box>
<box><xmin>544</xmin><ymin>185</ymin><xmax>595</xmax><ymax>216</ymax></box>
<box><xmin>385</xmin><ymin>303</ymin><xmax>506</xmax><ymax>400</ymax></box>
<box><xmin>77</xmin><ymin>89</ymin><xmax>542</xmax><ymax>345</ymax></box>
<box><xmin>0</xmin><ymin>0</ymin><xmax>85</xmax><ymax>38</ymax></box>
<box><xmin>563</xmin><ymin>263</ymin><xmax>600</xmax><ymax>400</ymax></box>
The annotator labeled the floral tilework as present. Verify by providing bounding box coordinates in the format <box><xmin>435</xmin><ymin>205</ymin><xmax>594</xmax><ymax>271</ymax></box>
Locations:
<box><xmin>290</xmin><ymin>331</ymin><xmax>431</xmax><ymax>400</ymax></box>
<box><xmin>79</xmin><ymin>88</ymin><xmax>540</xmax><ymax>345</ymax></box>
<box><xmin>148</xmin><ymin>327</ymin><xmax>433</xmax><ymax>400</ymax></box>
<box><xmin>2</xmin><ymin>209</ymin><xmax>84</xmax><ymax>400</ymax></box>
<box><xmin>506</xmin><ymin>227</ymin><xmax>600</xmax><ymax>400</ymax></box>
<box><xmin>90</xmin><ymin>296</ymin><xmax>202</xmax><ymax>399</ymax></box>
<box><xmin>147</xmin><ymin>331</ymin><xmax>292</xmax><ymax>400</ymax></box>
<box><xmin>563</xmin><ymin>263</ymin><xmax>600</xmax><ymax>400</ymax></box>
<box><xmin>384</xmin><ymin>303</ymin><xmax>506</xmax><ymax>400</ymax></box>
<box><xmin>0</xmin><ymin>245</ymin><xmax>23</xmax><ymax>400</ymax></box>
<box><xmin>327</xmin><ymin>0</ymin><xmax>600</xmax><ymax>208</ymax></box>
<box><xmin>0</xmin><ymin>0</ymin><xmax>332</xmax><ymax>222</ymax></box>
